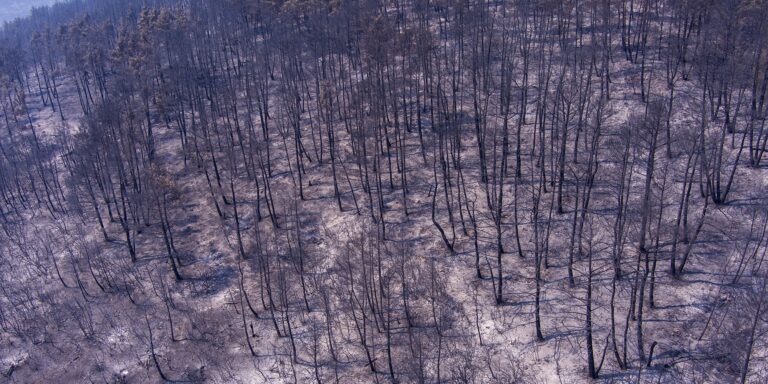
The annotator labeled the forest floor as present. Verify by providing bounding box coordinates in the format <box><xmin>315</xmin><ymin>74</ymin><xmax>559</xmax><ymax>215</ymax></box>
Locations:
<box><xmin>2</xmin><ymin>47</ymin><xmax>767</xmax><ymax>384</ymax></box>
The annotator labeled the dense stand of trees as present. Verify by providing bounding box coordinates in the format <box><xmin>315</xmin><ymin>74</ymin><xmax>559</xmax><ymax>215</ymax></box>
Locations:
<box><xmin>1</xmin><ymin>0</ymin><xmax>768</xmax><ymax>382</ymax></box>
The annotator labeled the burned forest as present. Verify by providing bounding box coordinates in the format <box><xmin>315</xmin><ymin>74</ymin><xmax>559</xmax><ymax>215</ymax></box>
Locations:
<box><xmin>2</xmin><ymin>0</ymin><xmax>768</xmax><ymax>382</ymax></box>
